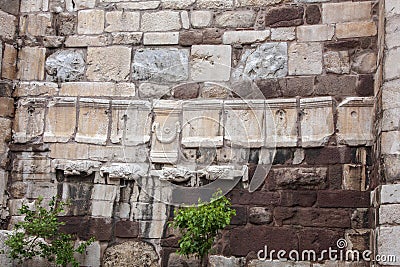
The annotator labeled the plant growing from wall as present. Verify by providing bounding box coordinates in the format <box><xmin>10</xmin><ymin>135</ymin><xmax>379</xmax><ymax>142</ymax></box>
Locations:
<box><xmin>169</xmin><ymin>191</ymin><xmax>236</xmax><ymax>266</ymax></box>
<box><xmin>4</xmin><ymin>196</ymin><xmax>94</xmax><ymax>267</ymax></box>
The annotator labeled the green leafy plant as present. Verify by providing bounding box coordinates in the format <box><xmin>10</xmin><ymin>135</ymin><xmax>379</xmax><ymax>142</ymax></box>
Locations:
<box><xmin>169</xmin><ymin>191</ymin><xmax>236</xmax><ymax>264</ymax></box>
<box><xmin>4</xmin><ymin>196</ymin><xmax>94</xmax><ymax>267</ymax></box>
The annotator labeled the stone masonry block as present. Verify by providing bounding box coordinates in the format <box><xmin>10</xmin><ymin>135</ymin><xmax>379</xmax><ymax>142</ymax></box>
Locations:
<box><xmin>44</xmin><ymin>97</ymin><xmax>76</xmax><ymax>143</ymax></box>
<box><xmin>76</xmin><ymin>98</ymin><xmax>109</xmax><ymax>145</ymax></box>
<box><xmin>20</xmin><ymin>13</ymin><xmax>52</xmax><ymax>37</ymax></box>
<box><xmin>336</xmin><ymin>21</ymin><xmax>377</xmax><ymax>39</ymax></box>
<box><xmin>20</xmin><ymin>0</ymin><xmax>48</xmax><ymax>12</ymax></box>
<box><xmin>49</xmin><ymin>143</ymin><xmax>89</xmax><ymax>159</ymax></box>
<box><xmin>321</xmin><ymin>2</ymin><xmax>372</xmax><ymax>23</ymax></box>
<box><xmin>296</xmin><ymin>24</ymin><xmax>334</xmax><ymax>42</ymax></box>
<box><xmin>377</xmin><ymin>226</ymin><xmax>400</xmax><ymax>265</ymax></box>
<box><xmin>386</xmin><ymin>0</ymin><xmax>400</xmax><ymax>17</ymax></box>
<box><xmin>196</xmin><ymin>0</ymin><xmax>233</xmax><ymax>9</ymax></box>
<box><xmin>143</xmin><ymin>32</ymin><xmax>179</xmax><ymax>45</ymax></box>
<box><xmin>215</xmin><ymin>11</ymin><xmax>256</xmax><ymax>28</ymax></box>
<box><xmin>191</xmin><ymin>45</ymin><xmax>231</xmax><ymax>81</ymax></box>
<box><xmin>235</xmin><ymin>0</ymin><xmax>283</xmax><ymax>7</ymax></box>
<box><xmin>0</xmin><ymin>10</ymin><xmax>16</xmax><ymax>39</ymax></box>
<box><xmin>77</xmin><ymin>9</ymin><xmax>104</xmax><ymax>35</ymax></box>
<box><xmin>65</xmin><ymin>35</ymin><xmax>109</xmax><ymax>47</ymax></box>
<box><xmin>382</xmin><ymin>79</ymin><xmax>400</xmax><ymax>110</ymax></box>
<box><xmin>87</xmin><ymin>46</ymin><xmax>132</xmax><ymax>81</ymax></box>
<box><xmin>15</xmin><ymin>82</ymin><xmax>58</xmax><ymax>97</ymax></box>
<box><xmin>380</xmin><ymin>184</ymin><xmax>400</xmax><ymax>204</ymax></box>
<box><xmin>222</xmin><ymin>30</ymin><xmax>270</xmax><ymax>45</ymax></box>
<box><xmin>0</xmin><ymin>97</ymin><xmax>14</xmax><ymax>118</ymax></box>
<box><xmin>141</xmin><ymin>11</ymin><xmax>181</xmax><ymax>32</ymax></box>
<box><xmin>17</xmin><ymin>47</ymin><xmax>46</xmax><ymax>81</ymax></box>
<box><xmin>1</xmin><ymin>44</ymin><xmax>17</xmax><ymax>80</ymax></box>
<box><xmin>191</xmin><ymin>11</ymin><xmax>212</xmax><ymax>28</ymax></box>
<box><xmin>384</xmin><ymin>47</ymin><xmax>400</xmax><ymax>81</ymax></box>
<box><xmin>381</xmin><ymin>131</ymin><xmax>400</xmax><ymax>155</ymax></box>
<box><xmin>105</xmin><ymin>11</ymin><xmax>140</xmax><ymax>32</ymax></box>
<box><xmin>288</xmin><ymin>43</ymin><xmax>322</xmax><ymax>75</ymax></box>
<box><xmin>379</xmin><ymin>204</ymin><xmax>400</xmax><ymax>225</ymax></box>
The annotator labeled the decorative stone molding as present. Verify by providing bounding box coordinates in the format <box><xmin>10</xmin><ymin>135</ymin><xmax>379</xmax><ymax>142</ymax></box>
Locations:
<box><xmin>53</xmin><ymin>159</ymin><xmax>102</xmax><ymax>176</ymax></box>
<box><xmin>100</xmin><ymin>163</ymin><xmax>148</xmax><ymax>180</ymax></box>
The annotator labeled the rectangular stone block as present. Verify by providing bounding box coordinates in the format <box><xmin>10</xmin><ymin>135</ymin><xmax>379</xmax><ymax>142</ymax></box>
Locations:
<box><xmin>323</xmin><ymin>51</ymin><xmax>350</xmax><ymax>74</ymax></box>
<box><xmin>377</xmin><ymin>226</ymin><xmax>400</xmax><ymax>265</ymax></box>
<box><xmin>20</xmin><ymin>13</ymin><xmax>52</xmax><ymax>36</ymax></box>
<box><xmin>132</xmin><ymin>202</ymin><xmax>167</xmax><ymax>220</ymax></box>
<box><xmin>224</xmin><ymin>100</ymin><xmax>265</xmax><ymax>147</ymax></box>
<box><xmin>89</xmin><ymin>145</ymin><xmax>148</xmax><ymax>163</ymax></box>
<box><xmin>91</xmin><ymin>184</ymin><xmax>118</xmax><ymax>201</ymax></box>
<box><xmin>76</xmin><ymin>98</ymin><xmax>109</xmax><ymax>145</ymax></box>
<box><xmin>14</xmin><ymin>82</ymin><xmax>58</xmax><ymax>97</ymax></box>
<box><xmin>196</xmin><ymin>0</ymin><xmax>233</xmax><ymax>9</ymax></box>
<box><xmin>49</xmin><ymin>143</ymin><xmax>89</xmax><ymax>159</ymax></box>
<box><xmin>91</xmin><ymin>200</ymin><xmax>114</xmax><ymax>217</ymax></box>
<box><xmin>110</xmin><ymin>100</ymin><xmax>152</xmax><ymax>145</ymax></box>
<box><xmin>0</xmin><ymin>118</ymin><xmax>12</xmax><ymax>143</ymax></box>
<box><xmin>321</xmin><ymin>2</ymin><xmax>372</xmax><ymax>23</ymax></box>
<box><xmin>13</xmin><ymin>98</ymin><xmax>46</xmax><ymax>143</ymax></box>
<box><xmin>191</xmin><ymin>10</ymin><xmax>212</xmax><ymax>28</ymax></box>
<box><xmin>381</xmin><ymin>131</ymin><xmax>400</xmax><ymax>155</ymax></box>
<box><xmin>384</xmin><ymin>48</ymin><xmax>400</xmax><ymax>81</ymax></box>
<box><xmin>105</xmin><ymin>11</ymin><xmax>140</xmax><ymax>32</ymax></box>
<box><xmin>296</xmin><ymin>24</ymin><xmax>334</xmax><ymax>42</ymax></box>
<box><xmin>0</xmin><ymin>10</ymin><xmax>17</xmax><ymax>39</ymax></box>
<box><xmin>265</xmin><ymin>99</ymin><xmax>298</xmax><ymax>147</ymax></box>
<box><xmin>77</xmin><ymin>9</ymin><xmax>104</xmax><ymax>35</ymax></box>
<box><xmin>1</xmin><ymin>44</ymin><xmax>17</xmax><ymax>80</ymax></box>
<box><xmin>111</xmin><ymin>32</ymin><xmax>142</xmax><ymax>45</ymax></box>
<box><xmin>383</xmin><ymin>154</ymin><xmax>400</xmax><ymax>182</ymax></box>
<box><xmin>270</xmin><ymin>27</ymin><xmax>296</xmax><ymax>41</ymax></box>
<box><xmin>336</xmin><ymin>21</ymin><xmax>377</xmax><ymax>39</ymax></box>
<box><xmin>382</xmin><ymin>79</ymin><xmax>400</xmax><ymax>110</ymax></box>
<box><xmin>288</xmin><ymin>43</ymin><xmax>322</xmax><ymax>75</ymax></box>
<box><xmin>380</xmin><ymin>184</ymin><xmax>400</xmax><ymax>204</ymax></box>
<box><xmin>191</xmin><ymin>45</ymin><xmax>232</xmax><ymax>81</ymax></box>
<box><xmin>300</xmin><ymin>97</ymin><xmax>334</xmax><ymax>147</ymax></box>
<box><xmin>87</xmin><ymin>46</ymin><xmax>132</xmax><ymax>81</ymax></box>
<box><xmin>26</xmin><ymin>182</ymin><xmax>57</xmax><ymax>199</ymax></box>
<box><xmin>44</xmin><ymin>97</ymin><xmax>76</xmax><ymax>143</ymax></box>
<box><xmin>222</xmin><ymin>30</ymin><xmax>270</xmax><ymax>44</ymax></box>
<box><xmin>20</xmin><ymin>0</ymin><xmax>48</xmax><ymax>12</ymax></box>
<box><xmin>336</xmin><ymin>97</ymin><xmax>374</xmax><ymax>146</ymax></box>
<box><xmin>270</xmin><ymin>167</ymin><xmax>327</xmax><ymax>190</ymax></box>
<box><xmin>141</xmin><ymin>11</ymin><xmax>181</xmax><ymax>32</ymax></box>
<box><xmin>143</xmin><ymin>32</ymin><xmax>179</xmax><ymax>45</ymax></box>
<box><xmin>66</xmin><ymin>0</ymin><xmax>96</xmax><ymax>11</ymax></box>
<box><xmin>13</xmin><ymin>156</ymin><xmax>51</xmax><ymax>174</ymax></box>
<box><xmin>182</xmin><ymin>100</ymin><xmax>223</xmax><ymax>147</ymax></box>
<box><xmin>0</xmin><ymin>97</ymin><xmax>14</xmax><ymax>117</ymax></box>
<box><xmin>379</xmin><ymin>204</ymin><xmax>400</xmax><ymax>225</ymax></box>
<box><xmin>60</xmin><ymin>82</ymin><xmax>135</xmax><ymax>97</ymax></box>
<box><xmin>17</xmin><ymin>47</ymin><xmax>46</xmax><ymax>81</ymax></box>
<box><xmin>215</xmin><ymin>10</ymin><xmax>256</xmax><ymax>28</ymax></box>
<box><xmin>116</xmin><ymin>1</ymin><xmax>160</xmax><ymax>10</ymax></box>
<box><xmin>386</xmin><ymin>0</ymin><xmax>400</xmax><ymax>17</ymax></box>
<box><xmin>150</xmin><ymin>100</ymin><xmax>182</xmax><ymax>164</ymax></box>
<box><xmin>65</xmin><ymin>35</ymin><xmax>110</xmax><ymax>47</ymax></box>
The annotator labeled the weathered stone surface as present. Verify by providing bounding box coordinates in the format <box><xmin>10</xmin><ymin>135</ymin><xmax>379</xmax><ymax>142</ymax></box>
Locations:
<box><xmin>44</xmin><ymin>97</ymin><xmax>76</xmax><ymax>143</ymax></box>
<box><xmin>201</xmin><ymin>82</ymin><xmax>231</xmax><ymax>98</ymax></box>
<box><xmin>270</xmin><ymin>27</ymin><xmax>295</xmax><ymax>41</ymax></box>
<box><xmin>74</xmin><ymin>241</ymin><xmax>101</xmax><ymax>267</ymax></box>
<box><xmin>49</xmin><ymin>143</ymin><xmax>89</xmax><ymax>159</ymax></box>
<box><xmin>0</xmin><ymin>98</ymin><xmax>14</xmax><ymax>117</ymax></box>
<box><xmin>265</xmin><ymin>99</ymin><xmax>298</xmax><ymax>147</ymax></box>
<box><xmin>0</xmin><ymin>10</ymin><xmax>16</xmax><ymax>39</ymax></box>
<box><xmin>115</xmin><ymin>1</ymin><xmax>161</xmax><ymax>9</ymax></box>
<box><xmin>223</xmin><ymin>30</ymin><xmax>270</xmax><ymax>44</ymax></box>
<box><xmin>337</xmin><ymin>97</ymin><xmax>374</xmax><ymax>146</ymax></box>
<box><xmin>386</xmin><ymin>15</ymin><xmax>400</xmax><ymax>49</ymax></box>
<box><xmin>87</xmin><ymin>46</ymin><xmax>132</xmax><ymax>81</ymax></box>
<box><xmin>77</xmin><ymin>9</ymin><xmax>104</xmax><ymax>34</ymax></box>
<box><xmin>270</xmin><ymin>167</ymin><xmax>327</xmax><ymax>190</ymax></box>
<box><xmin>20</xmin><ymin>0</ymin><xmax>48</xmax><ymax>12</ymax></box>
<box><xmin>1</xmin><ymin>44</ymin><xmax>17</xmax><ymax>80</ymax></box>
<box><xmin>283</xmin><ymin>76</ymin><xmax>314</xmax><ymax>97</ymax></box>
<box><xmin>66</xmin><ymin>0</ymin><xmax>95</xmax><ymax>11</ymax></box>
<box><xmin>248</xmin><ymin>207</ymin><xmax>272</xmax><ymax>224</ymax></box>
<box><xmin>265</xmin><ymin>5</ymin><xmax>304</xmax><ymax>27</ymax></box>
<box><xmin>191</xmin><ymin>10</ymin><xmax>212</xmax><ymax>28</ymax></box>
<box><xmin>215</xmin><ymin>11</ymin><xmax>256</xmax><ymax>28</ymax></box>
<box><xmin>288</xmin><ymin>43</ymin><xmax>322</xmax><ymax>75</ymax></box>
<box><xmin>336</xmin><ymin>21</ymin><xmax>377</xmax><ymax>39</ymax></box>
<box><xmin>143</xmin><ymin>32</ymin><xmax>179</xmax><ymax>45</ymax></box>
<box><xmin>111</xmin><ymin>100</ymin><xmax>152</xmax><ymax>145</ymax></box>
<box><xmin>20</xmin><ymin>13</ymin><xmax>53</xmax><ymax>36</ymax></box>
<box><xmin>324</xmin><ymin>51</ymin><xmax>350</xmax><ymax>74</ymax></box>
<box><xmin>179</xmin><ymin>30</ymin><xmax>203</xmax><ymax>46</ymax></box>
<box><xmin>379</xmin><ymin>204</ymin><xmax>400</xmax><ymax>225</ymax></box>
<box><xmin>224</xmin><ymin>100</ymin><xmax>265</xmax><ymax>147</ymax></box>
<box><xmin>115</xmin><ymin>220</ymin><xmax>139</xmax><ymax>238</ymax></box>
<box><xmin>382</xmin><ymin>79</ymin><xmax>400</xmax><ymax>110</ymax></box>
<box><xmin>65</xmin><ymin>35</ymin><xmax>110</xmax><ymax>47</ymax></box>
<box><xmin>235</xmin><ymin>0</ymin><xmax>282</xmax><ymax>7</ymax></box>
<box><xmin>306</xmin><ymin>4</ymin><xmax>320</xmax><ymax>24</ymax></box>
<box><xmin>321</xmin><ymin>2</ymin><xmax>372</xmax><ymax>23</ymax></box>
<box><xmin>102</xmin><ymin>241</ymin><xmax>158</xmax><ymax>267</ymax></box>
<box><xmin>18</xmin><ymin>47</ymin><xmax>46</xmax><ymax>80</ymax></box>
<box><xmin>133</xmin><ymin>48</ymin><xmax>188</xmax><ymax>82</ymax></box>
<box><xmin>43</xmin><ymin>36</ymin><xmax>65</xmax><ymax>48</ymax></box>
<box><xmin>203</xmin><ymin>28</ymin><xmax>224</xmax><ymax>44</ymax></box>
<box><xmin>161</xmin><ymin>0</ymin><xmax>195</xmax><ymax>9</ymax></box>
<box><xmin>13</xmin><ymin>98</ymin><xmax>46</xmax><ymax>143</ymax></box>
<box><xmin>55</xmin><ymin>13</ymin><xmax>76</xmax><ymax>36</ymax></box>
<box><xmin>76</xmin><ymin>99</ymin><xmax>109</xmax><ymax>145</ymax></box>
<box><xmin>60</xmin><ymin>82</ymin><xmax>135</xmax><ymax>97</ymax></box>
<box><xmin>377</xmin><ymin>226</ymin><xmax>400</xmax><ymax>265</ymax></box>
<box><xmin>45</xmin><ymin>50</ymin><xmax>85</xmax><ymax>82</ymax></box>
<box><xmin>182</xmin><ymin>100</ymin><xmax>223</xmax><ymax>147</ymax></box>
<box><xmin>168</xmin><ymin>253</ymin><xmax>200</xmax><ymax>267</ymax></box>
<box><xmin>191</xmin><ymin>45</ymin><xmax>231</xmax><ymax>81</ymax></box>
<box><xmin>209</xmin><ymin>255</ymin><xmax>245</xmax><ymax>267</ymax></box>
<box><xmin>172</xmin><ymin>83</ymin><xmax>200</xmax><ymax>99</ymax></box>
<box><xmin>315</xmin><ymin>75</ymin><xmax>358</xmax><ymax>96</ymax></box>
<box><xmin>256</xmin><ymin>79</ymin><xmax>283</xmax><ymax>98</ymax></box>
<box><xmin>196</xmin><ymin>0</ymin><xmax>233</xmax><ymax>9</ymax></box>
<box><xmin>105</xmin><ymin>11</ymin><xmax>140</xmax><ymax>32</ymax></box>
<box><xmin>139</xmin><ymin>83</ymin><xmax>170</xmax><ymax>99</ymax></box>
<box><xmin>300</xmin><ymin>97</ymin><xmax>334</xmax><ymax>147</ymax></box>
<box><xmin>381</xmin><ymin>131</ymin><xmax>400</xmax><ymax>155</ymax></box>
<box><xmin>0</xmin><ymin>0</ymin><xmax>20</xmax><ymax>15</ymax></box>
<box><xmin>111</xmin><ymin>32</ymin><xmax>142</xmax><ymax>45</ymax></box>
<box><xmin>380</xmin><ymin>184</ymin><xmax>400</xmax><ymax>204</ymax></box>
<box><xmin>297</xmin><ymin>24</ymin><xmax>334</xmax><ymax>42</ymax></box>
<box><xmin>352</xmin><ymin>51</ymin><xmax>377</xmax><ymax>74</ymax></box>
<box><xmin>382</xmin><ymin>108</ymin><xmax>400</xmax><ymax>132</ymax></box>
<box><xmin>233</xmin><ymin>42</ymin><xmax>287</xmax><ymax>80</ymax></box>
<box><xmin>141</xmin><ymin>11</ymin><xmax>181</xmax><ymax>32</ymax></box>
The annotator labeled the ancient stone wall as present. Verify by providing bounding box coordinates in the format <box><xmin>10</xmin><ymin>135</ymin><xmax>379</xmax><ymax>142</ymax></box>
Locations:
<box><xmin>0</xmin><ymin>0</ymin><xmax>396</xmax><ymax>266</ymax></box>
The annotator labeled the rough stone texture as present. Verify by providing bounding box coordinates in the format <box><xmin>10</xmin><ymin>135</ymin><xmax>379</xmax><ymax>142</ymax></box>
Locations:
<box><xmin>139</xmin><ymin>83</ymin><xmax>171</xmax><ymax>99</ymax></box>
<box><xmin>208</xmin><ymin>255</ymin><xmax>245</xmax><ymax>267</ymax></box>
<box><xmin>380</xmin><ymin>184</ymin><xmax>400</xmax><ymax>204</ymax></box>
<box><xmin>143</xmin><ymin>32</ymin><xmax>179</xmax><ymax>45</ymax></box>
<box><xmin>379</xmin><ymin>204</ymin><xmax>400</xmax><ymax>225</ymax></box>
<box><xmin>269</xmin><ymin>167</ymin><xmax>327</xmax><ymax>190</ymax></box>
<box><xmin>87</xmin><ymin>46</ymin><xmax>132</xmax><ymax>82</ymax></box>
<box><xmin>77</xmin><ymin>9</ymin><xmax>104</xmax><ymax>35</ymax></box>
<box><xmin>223</xmin><ymin>30</ymin><xmax>270</xmax><ymax>45</ymax></box>
<box><xmin>20</xmin><ymin>13</ymin><xmax>53</xmax><ymax>37</ymax></box>
<box><xmin>265</xmin><ymin>5</ymin><xmax>304</xmax><ymax>27</ymax></box>
<box><xmin>133</xmin><ymin>48</ymin><xmax>189</xmax><ymax>82</ymax></box>
<box><xmin>288</xmin><ymin>43</ymin><xmax>322</xmax><ymax>75</ymax></box>
<box><xmin>191</xmin><ymin>45</ymin><xmax>231</xmax><ymax>81</ymax></box>
<box><xmin>315</xmin><ymin>75</ymin><xmax>358</xmax><ymax>96</ymax></box>
<box><xmin>233</xmin><ymin>42</ymin><xmax>287</xmax><ymax>80</ymax></box>
<box><xmin>1</xmin><ymin>44</ymin><xmax>17</xmax><ymax>80</ymax></box>
<box><xmin>172</xmin><ymin>83</ymin><xmax>200</xmax><ymax>99</ymax></box>
<box><xmin>115</xmin><ymin>1</ymin><xmax>161</xmax><ymax>10</ymax></box>
<box><xmin>60</xmin><ymin>82</ymin><xmax>135</xmax><ymax>97</ymax></box>
<box><xmin>270</xmin><ymin>27</ymin><xmax>296</xmax><ymax>41</ymax></box>
<box><xmin>385</xmin><ymin>48</ymin><xmax>400</xmax><ymax>81</ymax></box>
<box><xmin>0</xmin><ymin>10</ymin><xmax>16</xmax><ymax>40</ymax></box>
<box><xmin>168</xmin><ymin>253</ymin><xmax>200</xmax><ymax>267</ymax></box>
<box><xmin>377</xmin><ymin>226</ymin><xmax>400</xmax><ymax>265</ymax></box>
<box><xmin>191</xmin><ymin>10</ymin><xmax>212</xmax><ymax>28</ymax></box>
<box><xmin>44</xmin><ymin>97</ymin><xmax>76</xmax><ymax>142</ymax></box>
<box><xmin>196</xmin><ymin>0</ymin><xmax>233</xmax><ymax>9</ymax></box>
<box><xmin>112</xmin><ymin>32</ymin><xmax>142</xmax><ymax>45</ymax></box>
<box><xmin>215</xmin><ymin>11</ymin><xmax>256</xmax><ymax>28</ymax></box>
<box><xmin>102</xmin><ymin>241</ymin><xmax>158</xmax><ymax>267</ymax></box>
<box><xmin>161</xmin><ymin>0</ymin><xmax>195</xmax><ymax>9</ymax></box>
<box><xmin>17</xmin><ymin>47</ymin><xmax>46</xmax><ymax>81</ymax></box>
<box><xmin>141</xmin><ymin>11</ymin><xmax>181</xmax><ymax>32</ymax></box>
<box><xmin>297</xmin><ymin>24</ymin><xmax>334</xmax><ymax>42</ymax></box>
<box><xmin>105</xmin><ymin>11</ymin><xmax>140</xmax><ymax>32</ymax></box>
<box><xmin>336</xmin><ymin>21</ymin><xmax>377</xmax><ymax>39</ymax></box>
<box><xmin>324</xmin><ymin>51</ymin><xmax>350</xmax><ymax>74</ymax></box>
<box><xmin>386</xmin><ymin>15</ymin><xmax>400</xmax><ymax>49</ymax></box>
<box><xmin>306</xmin><ymin>4</ymin><xmax>321</xmax><ymax>24</ymax></box>
<box><xmin>0</xmin><ymin>0</ymin><xmax>20</xmax><ymax>15</ymax></box>
<box><xmin>235</xmin><ymin>0</ymin><xmax>282</xmax><ymax>7</ymax></box>
<box><xmin>65</xmin><ymin>35</ymin><xmax>110</xmax><ymax>47</ymax></box>
<box><xmin>45</xmin><ymin>50</ymin><xmax>85</xmax><ymax>82</ymax></box>
<box><xmin>321</xmin><ymin>2</ymin><xmax>372</xmax><ymax>23</ymax></box>
<box><xmin>248</xmin><ymin>207</ymin><xmax>272</xmax><ymax>224</ymax></box>
<box><xmin>352</xmin><ymin>51</ymin><xmax>377</xmax><ymax>74</ymax></box>
<box><xmin>20</xmin><ymin>0</ymin><xmax>48</xmax><ymax>12</ymax></box>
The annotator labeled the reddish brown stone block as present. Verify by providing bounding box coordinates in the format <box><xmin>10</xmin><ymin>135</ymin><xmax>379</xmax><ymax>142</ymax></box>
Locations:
<box><xmin>179</xmin><ymin>30</ymin><xmax>202</xmax><ymax>46</ymax></box>
<box><xmin>280</xmin><ymin>190</ymin><xmax>317</xmax><ymax>207</ymax></box>
<box><xmin>231</xmin><ymin>205</ymin><xmax>247</xmax><ymax>225</ymax></box>
<box><xmin>202</xmin><ymin>28</ymin><xmax>224</xmax><ymax>44</ymax></box>
<box><xmin>228</xmin><ymin>190</ymin><xmax>281</xmax><ymax>206</ymax></box>
<box><xmin>265</xmin><ymin>6</ymin><xmax>304</xmax><ymax>27</ymax></box>
<box><xmin>315</xmin><ymin>75</ymin><xmax>358</xmax><ymax>96</ymax></box>
<box><xmin>282</xmin><ymin>76</ymin><xmax>314</xmax><ymax>97</ymax></box>
<box><xmin>317</xmin><ymin>190</ymin><xmax>370</xmax><ymax>208</ymax></box>
<box><xmin>298</xmin><ymin>228</ymin><xmax>345</xmax><ymax>256</ymax></box>
<box><xmin>304</xmin><ymin>147</ymin><xmax>355</xmax><ymax>165</ymax></box>
<box><xmin>357</xmin><ymin>74</ymin><xmax>374</xmax><ymax>96</ymax></box>
<box><xmin>115</xmin><ymin>220</ymin><xmax>139</xmax><ymax>238</ymax></box>
<box><xmin>255</xmin><ymin>79</ymin><xmax>283</xmax><ymax>99</ymax></box>
<box><xmin>172</xmin><ymin>83</ymin><xmax>200</xmax><ymax>99</ymax></box>
<box><xmin>88</xmin><ymin>217</ymin><xmax>112</xmax><ymax>241</ymax></box>
<box><xmin>306</xmin><ymin>5</ymin><xmax>321</xmax><ymax>25</ymax></box>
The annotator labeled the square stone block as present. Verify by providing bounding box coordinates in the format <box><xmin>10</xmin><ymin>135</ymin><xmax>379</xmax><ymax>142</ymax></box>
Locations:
<box><xmin>44</xmin><ymin>97</ymin><xmax>76</xmax><ymax>143</ymax></box>
<box><xmin>77</xmin><ymin>9</ymin><xmax>104</xmax><ymax>35</ymax></box>
<box><xmin>17</xmin><ymin>47</ymin><xmax>46</xmax><ymax>80</ymax></box>
<box><xmin>288</xmin><ymin>43</ymin><xmax>322</xmax><ymax>75</ymax></box>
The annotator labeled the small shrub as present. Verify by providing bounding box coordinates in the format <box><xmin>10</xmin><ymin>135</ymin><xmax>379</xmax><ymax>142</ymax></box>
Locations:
<box><xmin>4</xmin><ymin>196</ymin><xmax>94</xmax><ymax>267</ymax></box>
<box><xmin>169</xmin><ymin>191</ymin><xmax>236</xmax><ymax>262</ymax></box>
